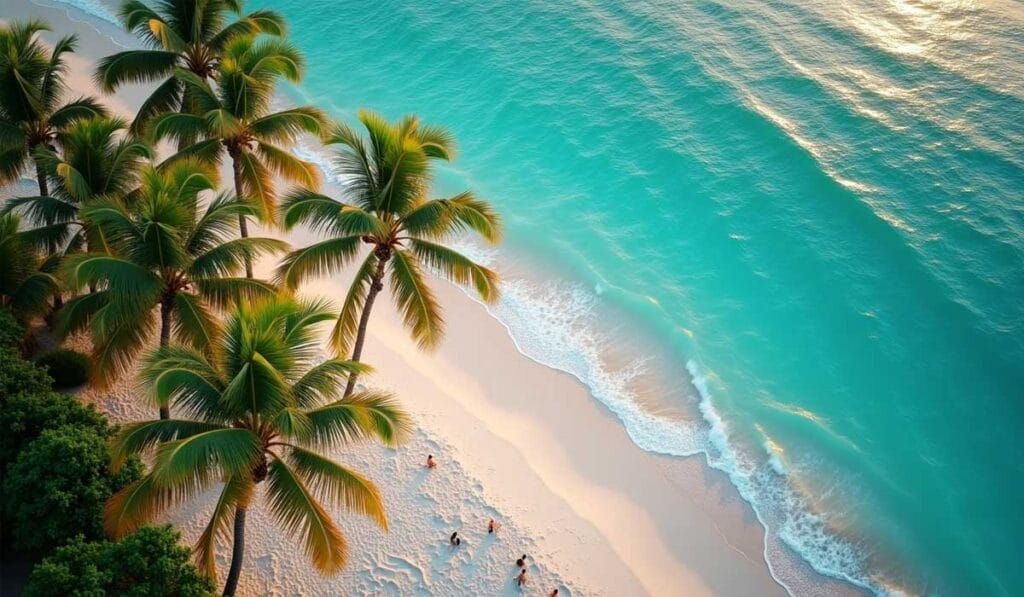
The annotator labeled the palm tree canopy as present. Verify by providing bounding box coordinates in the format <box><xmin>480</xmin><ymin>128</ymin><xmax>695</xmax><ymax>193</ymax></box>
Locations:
<box><xmin>276</xmin><ymin>110</ymin><xmax>502</xmax><ymax>352</ymax></box>
<box><xmin>95</xmin><ymin>0</ymin><xmax>286</xmax><ymax>134</ymax></box>
<box><xmin>4</xmin><ymin>116</ymin><xmax>151</xmax><ymax>256</ymax></box>
<box><xmin>151</xmin><ymin>35</ymin><xmax>326</xmax><ymax>220</ymax></box>
<box><xmin>0</xmin><ymin>212</ymin><xmax>60</xmax><ymax>321</ymax></box>
<box><xmin>0</xmin><ymin>20</ymin><xmax>108</xmax><ymax>186</ymax></box>
<box><xmin>55</xmin><ymin>159</ymin><xmax>286</xmax><ymax>384</ymax></box>
<box><xmin>104</xmin><ymin>295</ymin><xmax>410</xmax><ymax>580</ymax></box>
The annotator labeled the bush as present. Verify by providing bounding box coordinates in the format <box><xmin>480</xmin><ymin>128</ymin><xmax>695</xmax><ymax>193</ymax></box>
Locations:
<box><xmin>0</xmin><ymin>391</ymin><xmax>108</xmax><ymax>474</ymax></box>
<box><xmin>0</xmin><ymin>348</ymin><xmax>53</xmax><ymax>403</ymax></box>
<box><xmin>0</xmin><ymin>308</ymin><xmax>23</xmax><ymax>350</ymax></box>
<box><xmin>4</xmin><ymin>425</ymin><xmax>142</xmax><ymax>556</ymax></box>
<box><xmin>35</xmin><ymin>348</ymin><xmax>90</xmax><ymax>389</ymax></box>
<box><xmin>25</xmin><ymin>526</ymin><xmax>215</xmax><ymax>597</ymax></box>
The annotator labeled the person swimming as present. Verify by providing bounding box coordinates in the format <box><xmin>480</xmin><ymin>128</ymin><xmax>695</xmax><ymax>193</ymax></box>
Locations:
<box><xmin>516</xmin><ymin>554</ymin><xmax>528</xmax><ymax>567</ymax></box>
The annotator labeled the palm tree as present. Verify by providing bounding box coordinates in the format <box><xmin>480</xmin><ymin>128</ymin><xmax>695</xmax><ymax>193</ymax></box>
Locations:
<box><xmin>152</xmin><ymin>35</ymin><xmax>325</xmax><ymax>277</ymax></box>
<box><xmin>0</xmin><ymin>212</ymin><xmax>59</xmax><ymax>323</ymax></box>
<box><xmin>95</xmin><ymin>0</ymin><xmax>285</xmax><ymax>135</ymax></box>
<box><xmin>0</xmin><ymin>20</ymin><xmax>108</xmax><ymax>195</ymax></box>
<box><xmin>58</xmin><ymin>160</ymin><xmax>287</xmax><ymax>404</ymax></box>
<box><xmin>3</xmin><ymin>116</ymin><xmax>151</xmax><ymax>259</ymax></box>
<box><xmin>103</xmin><ymin>295</ymin><xmax>409</xmax><ymax>596</ymax></box>
<box><xmin>1</xmin><ymin>19</ymin><xmax>107</xmax><ymax>314</ymax></box>
<box><xmin>276</xmin><ymin>111</ymin><xmax>502</xmax><ymax>395</ymax></box>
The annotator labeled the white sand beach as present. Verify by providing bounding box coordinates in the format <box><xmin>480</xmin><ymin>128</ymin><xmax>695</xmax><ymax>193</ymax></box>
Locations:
<box><xmin>5</xmin><ymin>2</ymin><xmax>853</xmax><ymax>595</ymax></box>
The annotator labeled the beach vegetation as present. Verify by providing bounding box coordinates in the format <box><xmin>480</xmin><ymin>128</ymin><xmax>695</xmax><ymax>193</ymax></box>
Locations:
<box><xmin>104</xmin><ymin>295</ymin><xmax>410</xmax><ymax>595</ymax></box>
<box><xmin>0</xmin><ymin>20</ymin><xmax>108</xmax><ymax>196</ymax></box>
<box><xmin>5</xmin><ymin>424</ymin><xmax>143</xmax><ymax>557</ymax></box>
<box><xmin>0</xmin><ymin>214</ymin><xmax>60</xmax><ymax>324</ymax></box>
<box><xmin>55</xmin><ymin>159</ymin><xmax>284</xmax><ymax>399</ymax></box>
<box><xmin>3</xmin><ymin>116</ymin><xmax>151</xmax><ymax>262</ymax></box>
<box><xmin>277</xmin><ymin>111</ymin><xmax>501</xmax><ymax>394</ymax></box>
<box><xmin>96</xmin><ymin>0</ymin><xmax>286</xmax><ymax>136</ymax></box>
<box><xmin>151</xmin><ymin>35</ymin><xmax>325</xmax><ymax>277</ymax></box>
<box><xmin>24</xmin><ymin>525</ymin><xmax>214</xmax><ymax>597</ymax></box>
<box><xmin>35</xmin><ymin>347</ymin><xmax>90</xmax><ymax>388</ymax></box>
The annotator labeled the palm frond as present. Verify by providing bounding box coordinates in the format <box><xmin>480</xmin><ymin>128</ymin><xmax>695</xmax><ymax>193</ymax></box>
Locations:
<box><xmin>111</xmin><ymin>418</ymin><xmax>225</xmax><ymax>469</ymax></box>
<box><xmin>256</xmin><ymin>141</ymin><xmax>319</xmax><ymax>189</ymax></box>
<box><xmin>141</xmin><ymin>344</ymin><xmax>226</xmax><ymax>422</ymax></box>
<box><xmin>265</xmin><ymin>458</ymin><xmax>347</xmax><ymax>574</ymax></box>
<box><xmin>194</xmin><ymin>276</ymin><xmax>277</xmax><ymax>309</ymax></box>
<box><xmin>389</xmin><ymin>249</ymin><xmax>443</xmax><ymax>349</ymax></box>
<box><xmin>279</xmin><ymin>188</ymin><xmax>383</xmax><ymax>236</ymax></box>
<box><xmin>292</xmin><ymin>358</ymin><xmax>368</xmax><ymax>408</ymax></box>
<box><xmin>328</xmin><ymin>251</ymin><xmax>377</xmax><ymax>354</ymax></box>
<box><xmin>189</xmin><ymin>236</ymin><xmax>288</xmax><ymax>279</ymax></box>
<box><xmin>275</xmin><ymin>235</ymin><xmax>365</xmax><ymax>290</ymax></box>
<box><xmin>49</xmin><ymin>96</ymin><xmax>108</xmax><ymax>129</ymax></box>
<box><xmin>250</xmin><ymin>107</ymin><xmax>326</xmax><ymax>144</ymax></box>
<box><xmin>194</xmin><ymin>474</ymin><xmax>253</xmax><ymax>582</ymax></box>
<box><xmin>94</xmin><ymin>49</ymin><xmax>179</xmax><ymax>92</ymax></box>
<box><xmin>410</xmin><ymin>239</ymin><xmax>499</xmax><ymax>303</ymax></box>
<box><xmin>150</xmin><ymin>428</ymin><xmax>262</xmax><ymax>487</ymax></box>
<box><xmin>173</xmin><ymin>291</ymin><xmax>220</xmax><ymax>350</ymax></box>
<box><xmin>105</xmin><ymin>473</ymin><xmax>214</xmax><ymax>539</ymax></box>
<box><xmin>304</xmin><ymin>390</ymin><xmax>410</xmax><ymax>448</ymax></box>
<box><xmin>288</xmin><ymin>446</ymin><xmax>387</xmax><ymax>529</ymax></box>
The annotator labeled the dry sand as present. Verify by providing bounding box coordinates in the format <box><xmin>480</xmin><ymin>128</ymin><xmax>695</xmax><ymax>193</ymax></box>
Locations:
<box><xmin>3</xmin><ymin>1</ymin><xmax>832</xmax><ymax>594</ymax></box>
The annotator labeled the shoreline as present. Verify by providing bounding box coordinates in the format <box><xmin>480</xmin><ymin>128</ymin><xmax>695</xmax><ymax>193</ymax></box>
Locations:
<box><xmin>5</xmin><ymin>1</ymin><xmax>859</xmax><ymax>595</ymax></box>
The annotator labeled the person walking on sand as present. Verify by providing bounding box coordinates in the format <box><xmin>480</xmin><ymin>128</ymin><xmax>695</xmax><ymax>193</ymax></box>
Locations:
<box><xmin>517</xmin><ymin>568</ymin><xmax>528</xmax><ymax>588</ymax></box>
<box><xmin>426</xmin><ymin>454</ymin><xmax>436</xmax><ymax>468</ymax></box>
<box><xmin>516</xmin><ymin>554</ymin><xmax>528</xmax><ymax>567</ymax></box>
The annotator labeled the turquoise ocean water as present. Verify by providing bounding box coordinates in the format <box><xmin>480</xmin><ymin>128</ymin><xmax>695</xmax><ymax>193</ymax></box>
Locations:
<box><xmin>52</xmin><ymin>0</ymin><xmax>1024</xmax><ymax>594</ymax></box>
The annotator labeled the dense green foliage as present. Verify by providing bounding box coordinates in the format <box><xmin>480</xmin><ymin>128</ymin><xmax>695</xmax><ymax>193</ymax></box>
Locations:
<box><xmin>35</xmin><ymin>347</ymin><xmax>90</xmax><ymax>388</ymax></box>
<box><xmin>5</xmin><ymin>425</ymin><xmax>142</xmax><ymax>556</ymax></box>
<box><xmin>24</xmin><ymin>525</ymin><xmax>215</xmax><ymax>597</ymax></box>
<box><xmin>0</xmin><ymin>390</ymin><xmax>107</xmax><ymax>474</ymax></box>
<box><xmin>0</xmin><ymin>308</ymin><xmax>23</xmax><ymax>349</ymax></box>
<box><xmin>0</xmin><ymin>345</ymin><xmax>52</xmax><ymax>400</ymax></box>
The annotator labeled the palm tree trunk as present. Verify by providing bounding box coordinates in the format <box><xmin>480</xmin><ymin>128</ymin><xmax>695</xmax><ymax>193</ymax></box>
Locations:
<box><xmin>34</xmin><ymin>158</ymin><xmax>63</xmax><ymax>312</ymax></box>
<box><xmin>222</xmin><ymin>507</ymin><xmax>247</xmax><ymax>597</ymax></box>
<box><xmin>343</xmin><ymin>255</ymin><xmax>388</xmax><ymax>397</ymax></box>
<box><xmin>158</xmin><ymin>295</ymin><xmax>173</xmax><ymax>420</ymax></box>
<box><xmin>231</xmin><ymin>155</ymin><xmax>253</xmax><ymax>279</ymax></box>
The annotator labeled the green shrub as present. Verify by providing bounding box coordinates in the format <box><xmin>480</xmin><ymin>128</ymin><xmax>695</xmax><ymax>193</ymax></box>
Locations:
<box><xmin>35</xmin><ymin>348</ymin><xmax>90</xmax><ymax>389</ymax></box>
<box><xmin>0</xmin><ymin>391</ymin><xmax>108</xmax><ymax>474</ymax></box>
<box><xmin>0</xmin><ymin>308</ymin><xmax>23</xmax><ymax>350</ymax></box>
<box><xmin>25</xmin><ymin>526</ymin><xmax>215</xmax><ymax>597</ymax></box>
<box><xmin>0</xmin><ymin>348</ymin><xmax>53</xmax><ymax>402</ymax></box>
<box><xmin>4</xmin><ymin>425</ymin><xmax>142</xmax><ymax>556</ymax></box>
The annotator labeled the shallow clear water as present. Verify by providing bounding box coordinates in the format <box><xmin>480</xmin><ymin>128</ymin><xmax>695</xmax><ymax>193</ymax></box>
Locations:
<box><xmin>64</xmin><ymin>0</ymin><xmax>1024</xmax><ymax>593</ymax></box>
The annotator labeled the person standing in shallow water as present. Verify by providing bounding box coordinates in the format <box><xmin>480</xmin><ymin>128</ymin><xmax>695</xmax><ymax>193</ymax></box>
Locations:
<box><xmin>450</xmin><ymin>531</ymin><xmax>461</xmax><ymax>546</ymax></box>
<box><xmin>426</xmin><ymin>455</ymin><xmax>436</xmax><ymax>468</ymax></box>
<box><xmin>516</xmin><ymin>554</ymin><xmax>528</xmax><ymax>567</ymax></box>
